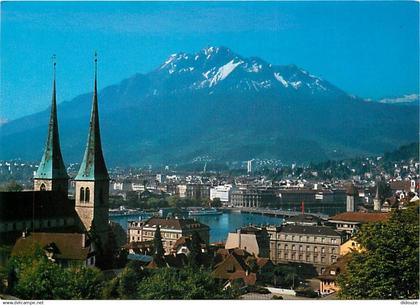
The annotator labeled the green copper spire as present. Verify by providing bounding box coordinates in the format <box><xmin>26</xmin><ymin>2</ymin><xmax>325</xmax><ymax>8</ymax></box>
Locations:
<box><xmin>34</xmin><ymin>56</ymin><xmax>69</xmax><ymax>180</ymax></box>
<box><xmin>75</xmin><ymin>53</ymin><xmax>109</xmax><ymax>181</ymax></box>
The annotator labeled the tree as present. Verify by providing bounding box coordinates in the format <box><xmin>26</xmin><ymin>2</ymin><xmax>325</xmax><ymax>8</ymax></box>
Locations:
<box><xmin>137</xmin><ymin>267</ymin><xmax>239</xmax><ymax>299</ymax></box>
<box><xmin>153</xmin><ymin>225</ymin><xmax>164</xmax><ymax>259</ymax></box>
<box><xmin>269</xmin><ymin>264</ymin><xmax>303</xmax><ymax>288</ymax></box>
<box><xmin>189</xmin><ymin>232</ymin><xmax>203</xmax><ymax>267</ymax></box>
<box><xmin>211</xmin><ymin>198</ymin><xmax>222</xmax><ymax>208</ymax></box>
<box><xmin>14</xmin><ymin>257</ymin><xmax>71</xmax><ymax>299</ymax></box>
<box><xmin>67</xmin><ymin>266</ymin><xmax>104</xmax><ymax>299</ymax></box>
<box><xmin>117</xmin><ymin>267</ymin><xmax>144</xmax><ymax>299</ymax></box>
<box><xmin>7</xmin><ymin>245</ymin><xmax>105</xmax><ymax>299</ymax></box>
<box><xmin>0</xmin><ymin>181</ymin><xmax>23</xmax><ymax>192</ymax></box>
<box><xmin>337</xmin><ymin>205</ymin><xmax>419</xmax><ymax>299</ymax></box>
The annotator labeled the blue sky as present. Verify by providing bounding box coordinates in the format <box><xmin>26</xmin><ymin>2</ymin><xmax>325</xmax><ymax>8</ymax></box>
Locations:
<box><xmin>1</xmin><ymin>1</ymin><xmax>419</xmax><ymax>121</ymax></box>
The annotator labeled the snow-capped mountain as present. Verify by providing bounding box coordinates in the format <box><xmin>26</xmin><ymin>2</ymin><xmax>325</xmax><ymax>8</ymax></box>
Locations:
<box><xmin>378</xmin><ymin>94</ymin><xmax>419</xmax><ymax>105</ymax></box>
<box><xmin>1</xmin><ymin>46</ymin><xmax>418</xmax><ymax>166</ymax></box>
<box><xmin>150</xmin><ymin>46</ymin><xmax>345</xmax><ymax>97</ymax></box>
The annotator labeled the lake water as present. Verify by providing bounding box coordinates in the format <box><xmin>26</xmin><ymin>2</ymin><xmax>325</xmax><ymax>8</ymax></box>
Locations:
<box><xmin>110</xmin><ymin>203</ymin><xmax>347</xmax><ymax>243</ymax></box>
<box><xmin>110</xmin><ymin>212</ymin><xmax>284</xmax><ymax>243</ymax></box>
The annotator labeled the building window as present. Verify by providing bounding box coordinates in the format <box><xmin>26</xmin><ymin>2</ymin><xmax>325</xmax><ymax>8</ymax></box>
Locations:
<box><xmin>85</xmin><ymin>187</ymin><xmax>90</xmax><ymax>202</ymax></box>
<box><xmin>321</xmin><ymin>247</ymin><xmax>325</xmax><ymax>253</ymax></box>
<box><xmin>299</xmin><ymin>245</ymin><xmax>303</xmax><ymax>252</ymax></box>
<box><xmin>40</xmin><ymin>183</ymin><xmax>46</xmax><ymax>191</ymax></box>
<box><xmin>292</xmin><ymin>245</ymin><xmax>296</xmax><ymax>251</ymax></box>
<box><xmin>80</xmin><ymin>187</ymin><xmax>85</xmax><ymax>202</ymax></box>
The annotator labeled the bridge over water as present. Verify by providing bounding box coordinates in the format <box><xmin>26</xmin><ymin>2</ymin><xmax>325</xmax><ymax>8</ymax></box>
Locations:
<box><xmin>221</xmin><ymin>207</ymin><xmax>329</xmax><ymax>220</ymax></box>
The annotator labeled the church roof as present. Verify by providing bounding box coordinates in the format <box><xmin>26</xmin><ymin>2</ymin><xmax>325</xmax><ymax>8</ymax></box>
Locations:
<box><xmin>75</xmin><ymin>57</ymin><xmax>109</xmax><ymax>181</ymax></box>
<box><xmin>34</xmin><ymin>61</ymin><xmax>68</xmax><ymax>180</ymax></box>
<box><xmin>12</xmin><ymin>232</ymin><xmax>92</xmax><ymax>261</ymax></box>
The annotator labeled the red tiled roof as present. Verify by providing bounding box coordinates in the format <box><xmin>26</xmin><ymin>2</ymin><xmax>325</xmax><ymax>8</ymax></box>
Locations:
<box><xmin>12</xmin><ymin>232</ymin><xmax>91</xmax><ymax>261</ymax></box>
<box><xmin>330</xmin><ymin>212</ymin><xmax>390</xmax><ymax>223</ymax></box>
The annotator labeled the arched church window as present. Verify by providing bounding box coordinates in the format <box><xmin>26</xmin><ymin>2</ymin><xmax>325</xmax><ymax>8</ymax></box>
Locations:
<box><xmin>85</xmin><ymin>187</ymin><xmax>90</xmax><ymax>202</ymax></box>
<box><xmin>80</xmin><ymin>187</ymin><xmax>85</xmax><ymax>202</ymax></box>
<box><xmin>40</xmin><ymin>184</ymin><xmax>46</xmax><ymax>191</ymax></box>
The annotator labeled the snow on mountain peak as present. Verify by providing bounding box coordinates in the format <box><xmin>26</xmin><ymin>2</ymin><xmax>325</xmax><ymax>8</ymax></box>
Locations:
<box><xmin>154</xmin><ymin>46</ymin><xmax>340</xmax><ymax>95</ymax></box>
<box><xmin>378</xmin><ymin>94</ymin><xmax>419</xmax><ymax>104</ymax></box>
<box><xmin>198</xmin><ymin>59</ymin><xmax>244</xmax><ymax>88</ymax></box>
<box><xmin>274</xmin><ymin>73</ymin><xmax>289</xmax><ymax>87</ymax></box>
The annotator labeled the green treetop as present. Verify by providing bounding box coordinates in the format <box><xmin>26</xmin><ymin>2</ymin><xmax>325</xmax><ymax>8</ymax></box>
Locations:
<box><xmin>337</xmin><ymin>204</ymin><xmax>419</xmax><ymax>299</ymax></box>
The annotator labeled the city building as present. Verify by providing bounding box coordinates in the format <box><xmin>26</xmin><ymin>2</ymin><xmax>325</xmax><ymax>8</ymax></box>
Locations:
<box><xmin>318</xmin><ymin>255</ymin><xmax>351</xmax><ymax>295</ymax></box>
<box><xmin>225</xmin><ymin>226</ymin><xmax>270</xmax><ymax>258</ymax></box>
<box><xmin>210</xmin><ymin>184</ymin><xmax>234</xmax><ymax>204</ymax></box>
<box><xmin>345</xmin><ymin>183</ymin><xmax>359</xmax><ymax>212</ymax></box>
<box><xmin>127</xmin><ymin>217</ymin><xmax>210</xmax><ymax>254</ymax></box>
<box><xmin>339</xmin><ymin>237</ymin><xmax>362</xmax><ymax>256</ymax></box>
<box><xmin>284</xmin><ymin>214</ymin><xmax>323</xmax><ymax>226</ymax></box>
<box><xmin>247</xmin><ymin>160</ymin><xmax>254</xmax><ymax>174</ymax></box>
<box><xmin>231</xmin><ymin>187</ymin><xmax>277</xmax><ymax>208</ymax></box>
<box><xmin>390</xmin><ymin>179</ymin><xmax>418</xmax><ymax>193</ymax></box>
<box><xmin>266</xmin><ymin>224</ymin><xmax>343</xmax><ymax>273</ymax></box>
<box><xmin>176</xmin><ymin>183</ymin><xmax>210</xmax><ymax>200</ymax></box>
<box><xmin>373</xmin><ymin>184</ymin><xmax>381</xmax><ymax>211</ymax></box>
<box><xmin>328</xmin><ymin>212</ymin><xmax>390</xmax><ymax>237</ymax></box>
<box><xmin>277</xmin><ymin>188</ymin><xmax>346</xmax><ymax>208</ymax></box>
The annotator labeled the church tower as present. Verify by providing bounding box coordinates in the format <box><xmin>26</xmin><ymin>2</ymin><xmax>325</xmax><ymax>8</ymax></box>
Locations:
<box><xmin>34</xmin><ymin>57</ymin><xmax>69</xmax><ymax>196</ymax></box>
<box><xmin>74</xmin><ymin>54</ymin><xmax>109</xmax><ymax>244</ymax></box>
<box><xmin>373</xmin><ymin>183</ymin><xmax>381</xmax><ymax>211</ymax></box>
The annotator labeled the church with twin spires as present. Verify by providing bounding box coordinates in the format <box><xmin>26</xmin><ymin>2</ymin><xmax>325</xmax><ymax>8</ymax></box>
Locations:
<box><xmin>0</xmin><ymin>56</ymin><xmax>110</xmax><ymax>266</ymax></box>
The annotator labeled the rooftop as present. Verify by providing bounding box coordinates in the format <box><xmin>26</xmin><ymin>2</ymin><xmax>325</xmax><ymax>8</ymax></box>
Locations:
<box><xmin>12</xmin><ymin>232</ymin><xmax>92</xmax><ymax>261</ymax></box>
<box><xmin>131</xmin><ymin>216</ymin><xmax>209</xmax><ymax>231</ymax></box>
<box><xmin>280</xmin><ymin>225</ymin><xmax>341</xmax><ymax>237</ymax></box>
<box><xmin>329</xmin><ymin>212</ymin><xmax>390</xmax><ymax>223</ymax></box>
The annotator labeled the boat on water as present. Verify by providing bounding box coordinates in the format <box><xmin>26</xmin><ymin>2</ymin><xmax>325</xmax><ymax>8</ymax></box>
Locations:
<box><xmin>188</xmin><ymin>208</ymin><xmax>223</xmax><ymax>216</ymax></box>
